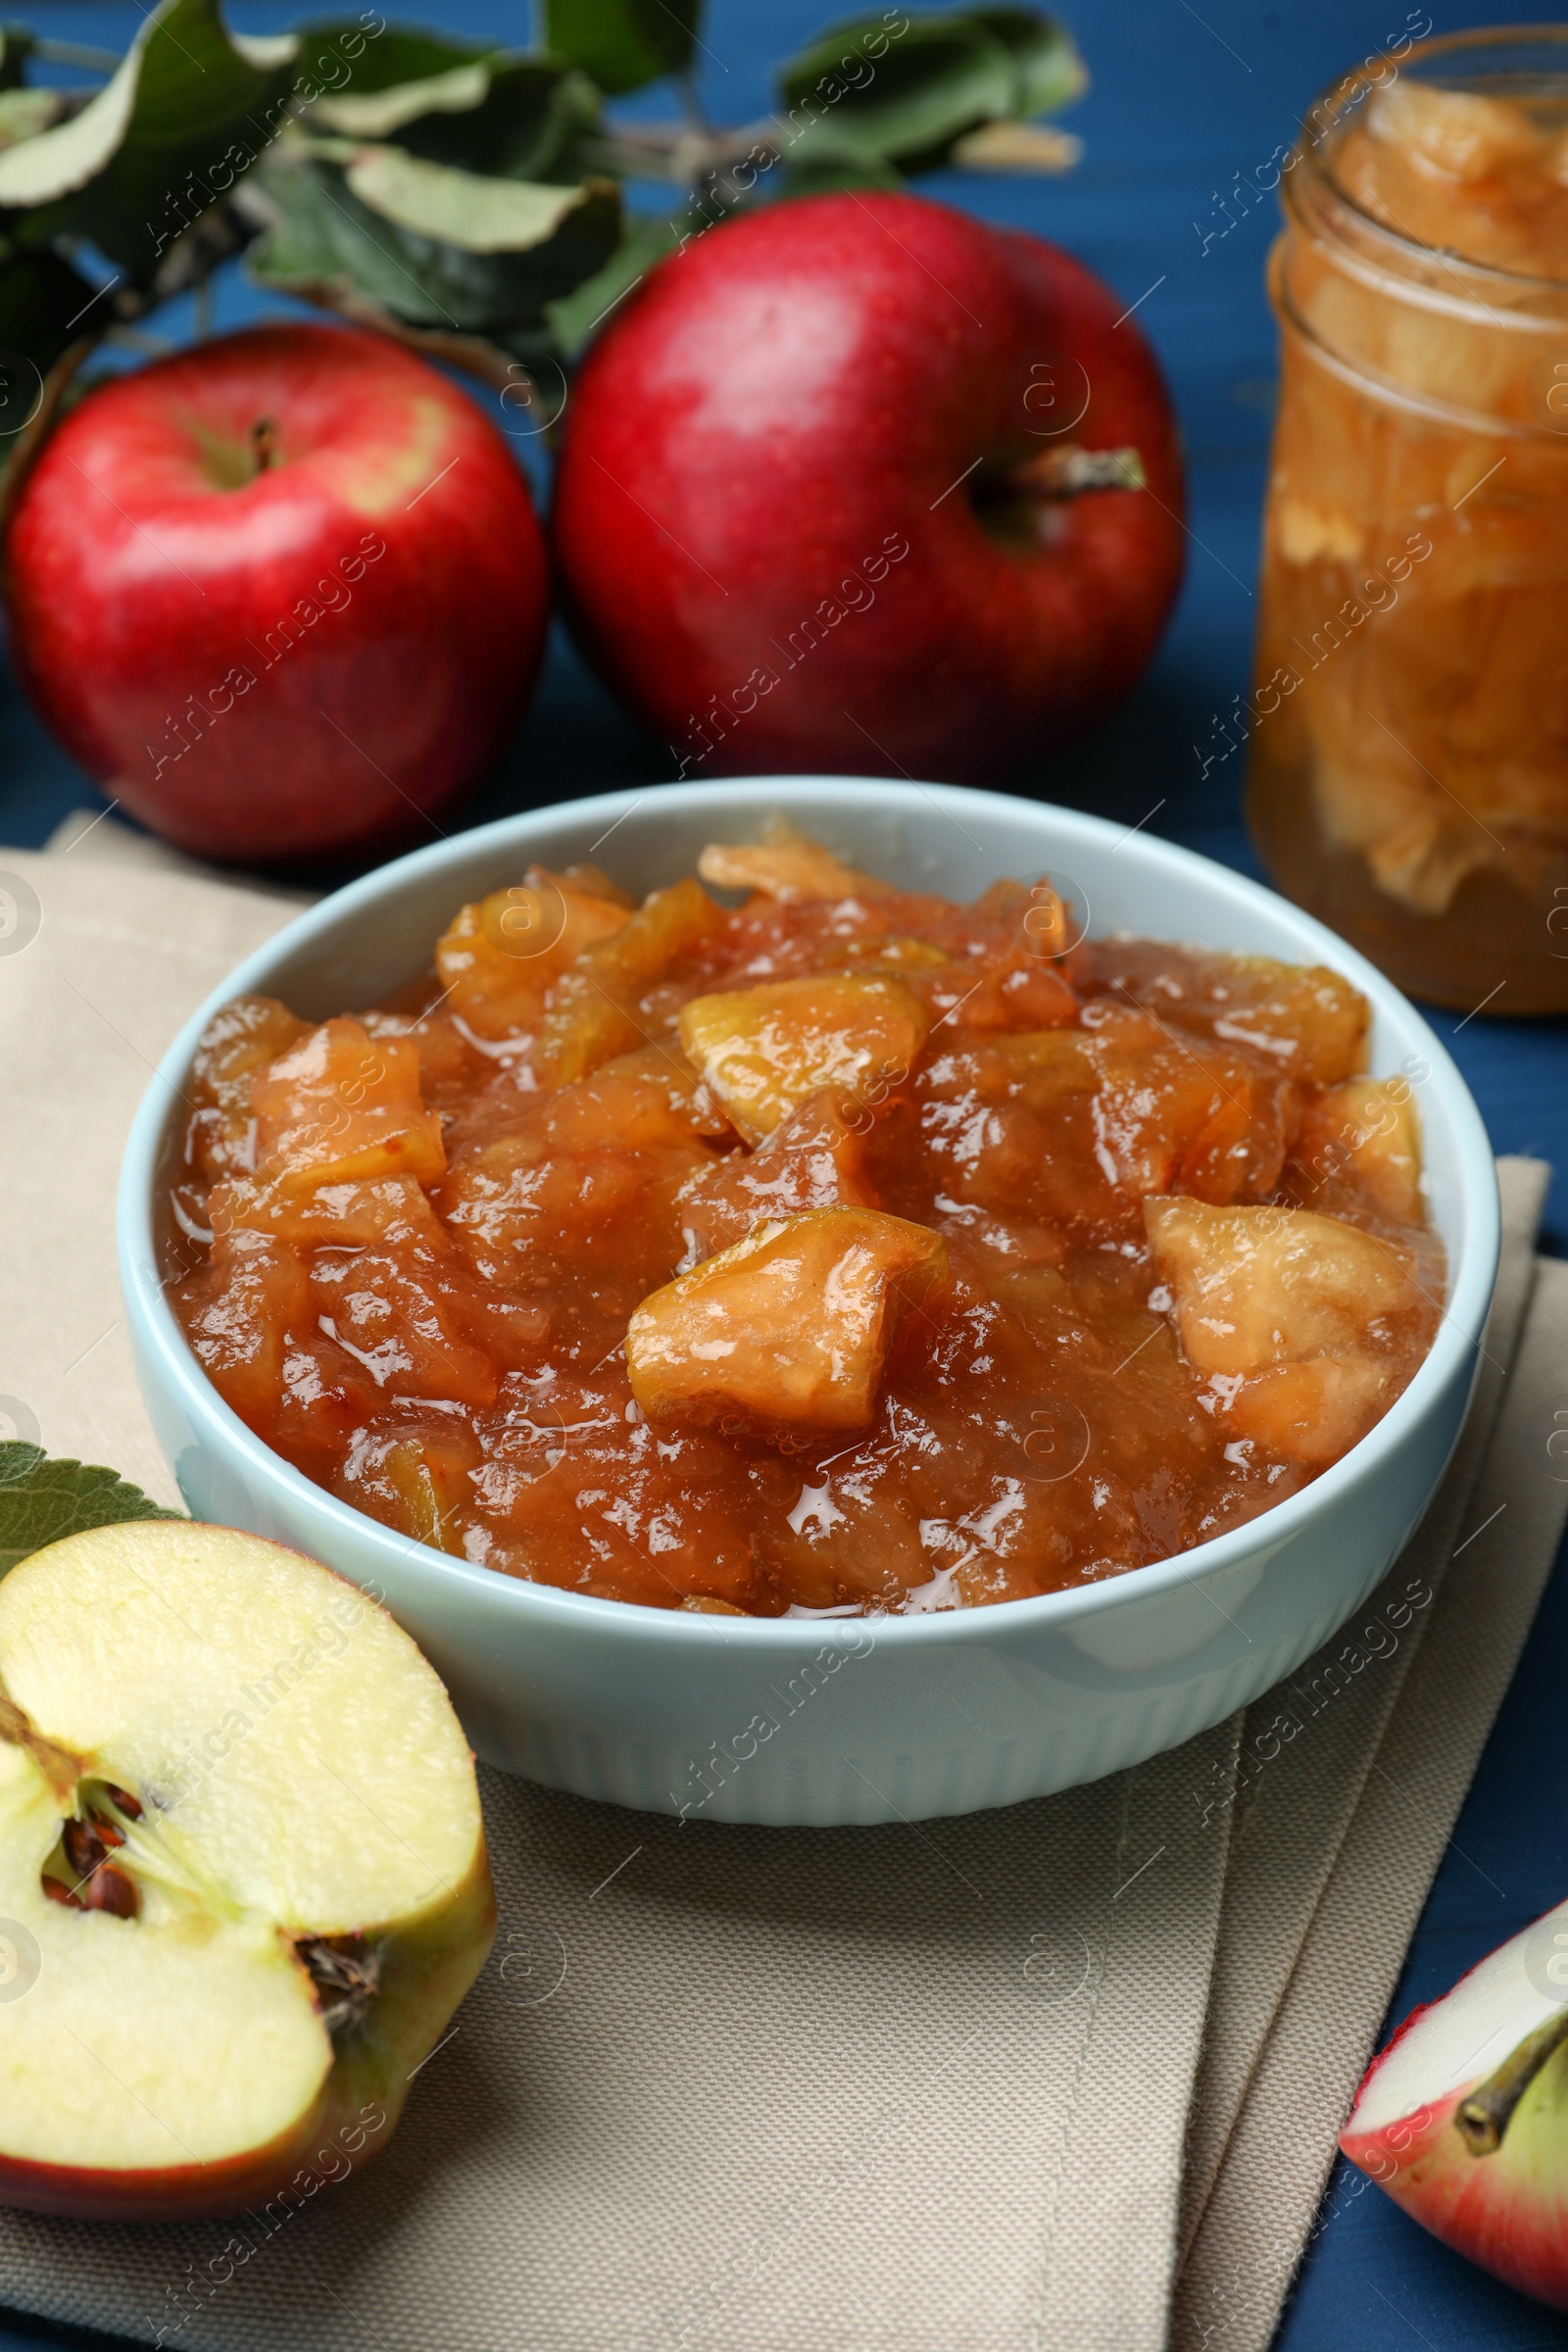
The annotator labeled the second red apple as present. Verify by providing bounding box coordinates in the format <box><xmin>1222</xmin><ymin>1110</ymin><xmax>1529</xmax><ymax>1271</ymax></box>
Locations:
<box><xmin>552</xmin><ymin>192</ymin><xmax>1186</xmax><ymax>783</ymax></box>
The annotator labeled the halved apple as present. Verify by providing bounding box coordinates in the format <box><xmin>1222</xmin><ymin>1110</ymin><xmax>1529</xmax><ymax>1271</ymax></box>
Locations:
<box><xmin>0</xmin><ymin>1520</ymin><xmax>493</xmax><ymax>2221</ymax></box>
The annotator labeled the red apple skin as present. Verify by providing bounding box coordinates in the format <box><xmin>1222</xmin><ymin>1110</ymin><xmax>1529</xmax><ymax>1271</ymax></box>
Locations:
<box><xmin>1342</xmin><ymin>1997</ymin><xmax>1568</xmax><ymax>2311</ymax></box>
<box><xmin>551</xmin><ymin>191</ymin><xmax>1185</xmax><ymax>782</ymax></box>
<box><xmin>2</xmin><ymin>323</ymin><xmax>549</xmax><ymax>864</ymax></box>
<box><xmin>0</xmin><ymin>2113</ymin><xmax>338</xmax><ymax>2227</ymax></box>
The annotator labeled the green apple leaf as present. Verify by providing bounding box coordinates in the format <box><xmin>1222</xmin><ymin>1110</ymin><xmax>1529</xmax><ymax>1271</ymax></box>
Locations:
<box><xmin>367</xmin><ymin>60</ymin><xmax>603</xmax><ymax>183</ymax></box>
<box><xmin>777</xmin><ymin>134</ymin><xmax>904</xmax><ymax>195</ymax></box>
<box><xmin>776</xmin><ymin>8</ymin><xmax>1084</xmax><ymax>181</ymax></box>
<box><xmin>0</xmin><ymin>0</ymin><xmax>299</xmax><ymax>275</ymax></box>
<box><xmin>0</xmin><ymin>242</ymin><xmax>100</xmax><ymax>379</ymax></box>
<box><xmin>971</xmin><ymin>7</ymin><xmax>1087</xmax><ymax>115</ymax></box>
<box><xmin>292</xmin><ymin>20</ymin><xmax>496</xmax><ymax>99</ymax></box>
<box><xmin>0</xmin><ymin>1444</ymin><xmax>181</xmax><ymax>1579</ymax></box>
<box><xmin>0</xmin><ymin>89</ymin><xmax>68</xmax><ymax>151</ymax></box>
<box><xmin>342</xmin><ymin>143</ymin><xmax>598</xmax><ymax>251</ymax></box>
<box><xmin>0</xmin><ymin>28</ymin><xmax>34</xmax><ymax>92</ymax></box>
<box><xmin>542</xmin><ymin>0</ymin><xmax>703</xmax><ymax>97</ymax></box>
<box><xmin>543</xmin><ymin>203</ymin><xmax>682</xmax><ymax>354</ymax></box>
<box><xmin>307</xmin><ymin>59</ymin><xmax>496</xmax><ymax>142</ymax></box>
<box><xmin>248</xmin><ymin>137</ymin><xmax>620</xmax><ymax>344</ymax></box>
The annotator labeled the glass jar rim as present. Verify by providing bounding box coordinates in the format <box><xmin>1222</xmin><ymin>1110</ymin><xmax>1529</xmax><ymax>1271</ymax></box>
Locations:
<box><xmin>1299</xmin><ymin>23</ymin><xmax>1568</xmax><ymax>293</ymax></box>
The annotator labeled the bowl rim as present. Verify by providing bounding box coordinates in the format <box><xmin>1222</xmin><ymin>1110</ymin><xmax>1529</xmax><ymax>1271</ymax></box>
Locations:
<box><xmin>118</xmin><ymin>775</ymin><xmax>1500</xmax><ymax>1650</ymax></box>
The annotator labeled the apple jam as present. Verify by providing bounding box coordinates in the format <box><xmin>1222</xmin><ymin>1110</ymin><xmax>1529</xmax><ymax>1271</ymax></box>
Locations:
<box><xmin>1250</xmin><ymin>34</ymin><xmax>1568</xmax><ymax>1011</ymax></box>
<box><xmin>164</xmin><ymin>831</ymin><xmax>1442</xmax><ymax>1616</ymax></box>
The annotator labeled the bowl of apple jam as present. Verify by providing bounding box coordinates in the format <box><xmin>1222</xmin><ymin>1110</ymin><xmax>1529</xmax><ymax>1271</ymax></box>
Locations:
<box><xmin>120</xmin><ymin>781</ymin><xmax>1497</xmax><ymax>1824</ymax></box>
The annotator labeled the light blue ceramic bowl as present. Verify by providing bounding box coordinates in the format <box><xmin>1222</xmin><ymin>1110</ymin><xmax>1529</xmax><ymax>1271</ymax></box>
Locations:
<box><xmin>118</xmin><ymin>779</ymin><xmax>1498</xmax><ymax>1826</ymax></box>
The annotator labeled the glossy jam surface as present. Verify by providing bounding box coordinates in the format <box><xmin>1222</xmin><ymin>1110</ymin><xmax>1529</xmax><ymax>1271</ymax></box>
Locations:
<box><xmin>1250</xmin><ymin>72</ymin><xmax>1568</xmax><ymax>1010</ymax></box>
<box><xmin>165</xmin><ymin>833</ymin><xmax>1442</xmax><ymax>1615</ymax></box>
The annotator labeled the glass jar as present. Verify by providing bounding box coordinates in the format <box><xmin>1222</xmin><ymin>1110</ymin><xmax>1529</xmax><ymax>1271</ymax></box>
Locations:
<box><xmin>1249</xmin><ymin>27</ymin><xmax>1568</xmax><ymax>1013</ymax></box>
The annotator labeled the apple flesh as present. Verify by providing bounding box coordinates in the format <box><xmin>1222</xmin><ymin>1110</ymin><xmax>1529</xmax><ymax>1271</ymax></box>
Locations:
<box><xmin>2</xmin><ymin>322</ymin><xmax>549</xmax><ymax>864</ymax></box>
<box><xmin>0</xmin><ymin>1518</ymin><xmax>494</xmax><ymax>2221</ymax></box>
<box><xmin>552</xmin><ymin>190</ymin><xmax>1185</xmax><ymax>783</ymax></box>
<box><xmin>1341</xmin><ymin>1897</ymin><xmax>1568</xmax><ymax>2308</ymax></box>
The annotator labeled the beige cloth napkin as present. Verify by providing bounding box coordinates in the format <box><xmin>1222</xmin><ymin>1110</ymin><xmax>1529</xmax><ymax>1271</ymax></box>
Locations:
<box><xmin>0</xmin><ymin>822</ymin><xmax>1563</xmax><ymax>2352</ymax></box>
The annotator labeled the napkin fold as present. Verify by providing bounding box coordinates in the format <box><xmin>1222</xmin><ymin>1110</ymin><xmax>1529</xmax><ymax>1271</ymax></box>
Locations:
<box><xmin>0</xmin><ymin>825</ymin><xmax>1561</xmax><ymax>2352</ymax></box>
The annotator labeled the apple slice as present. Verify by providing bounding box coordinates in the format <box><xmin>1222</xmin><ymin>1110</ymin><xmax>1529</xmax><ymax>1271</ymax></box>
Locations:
<box><xmin>251</xmin><ymin>1016</ymin><xmax>446</xmax><ymax>1193</ymax></box>
<box><xmin>1144</xmin><ymin>1197</ymin><xmax>1423</xmax><ymax>1462</ymax></box>
<box><xmin>696</xmin><ymin>833</ymin><xmax>892</xmax><ymax>904</ymax></box>
<box><xmin>0</xmin><ymin>1519</ymin><xmax>493</xmax><ymax>2222</ymax></box>
<box><xmin>1289</xmin><ymin>1077</ymin><xmax>1424</xmax><ymax>1224</ymax></box>
<box><xmin>677</xmin><ymin>975</ymin><xmax>929</xmax><ymax>1145</ymax></box>
<box><xmin>536</xmin><ymin>876</ymin><xmax>723</xmax><ymax>1086</ymax></box>
<box><xmin>433</xmin><ymin>865</ymin><xmax>632</xmax><ymax>1041</ymax></box>
<box><xmin>1342</xmin><ymin>1900</ymin><xmax>1568</xmax><ymax>2310</ymax></box>
<box><xmin>626</xmin><ymin>1206</ymin><xmax>949</xmax><ymax>1433</ymax></box>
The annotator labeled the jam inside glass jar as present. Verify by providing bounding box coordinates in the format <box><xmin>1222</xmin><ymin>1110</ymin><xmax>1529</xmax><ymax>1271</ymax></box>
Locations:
<box><xmin>1249</xmin><ymin>28</ymin><xmax>1568</xmax><ymax>1013</ymax></box>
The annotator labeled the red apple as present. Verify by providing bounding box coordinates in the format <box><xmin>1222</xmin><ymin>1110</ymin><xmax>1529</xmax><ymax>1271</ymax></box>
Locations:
<box><xmin>1341</xmin><ymin>1897</ymin><xmax>1568</xmax><ymax>2308</ymax></box>
<box><xmin>2</xmin><ymin>322</ymin><xmax>549</xmax><ymax>863</ymax></box>
<box><xmin>552</xmin><ymin>191</ymin><xmax>1185</xmax><ymax>783</ymax></box>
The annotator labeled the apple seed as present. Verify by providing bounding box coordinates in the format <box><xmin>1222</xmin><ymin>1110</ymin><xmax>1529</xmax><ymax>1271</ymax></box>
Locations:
<box><xmin>42</xmin><ymin>1784</ymin><xmax>146</xmax><ymax>1920</ymax></box>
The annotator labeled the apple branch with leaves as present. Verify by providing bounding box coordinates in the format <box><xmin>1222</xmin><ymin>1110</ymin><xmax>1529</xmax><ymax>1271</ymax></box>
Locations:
<box><xmin>0</xmin><ymin>0</ymin><xmax>1086</xmax><ymax>498</ymax></box>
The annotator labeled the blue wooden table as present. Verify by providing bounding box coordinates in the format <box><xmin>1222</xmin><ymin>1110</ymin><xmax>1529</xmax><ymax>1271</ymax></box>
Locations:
<box><xmin>3</xmin><ymin>2</ymin><xmax>1567</xmax><ymax>2344</ymax></box>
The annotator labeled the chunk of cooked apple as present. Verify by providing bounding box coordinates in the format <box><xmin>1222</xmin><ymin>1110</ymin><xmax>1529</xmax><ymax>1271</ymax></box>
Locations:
<box><xmin>1082</xmin><ymin>940</ymin><xmax>1368</xmax><ymax>1086</ymax></box>
<box><xmin>1145</xmin><ymin>1195</ymin><xmax>1425</xmax><ymax>1462</ymax></box>
<box><xmin>1289</xmin><ymin>1077</ymin><xmax>1423</xmax><ymax>1224</ymax></box>
<box><xmin>252</xmin><ymin>1017</ymin><xmax>446</xmax><ymax>1192</ymax></box>
<box><xmin>187</xmin><ymin>997</ymin><xmax>310</xmax><ymax>1183</ymax></box>
<box><xmin>536</xmin><ymin>876</ymin><xmax>723</xmax><ymax>1086</ymax></box>
<box><xmin>208</xmin><ymin>1172</ymin><xmax>448</xmax><ymax>1253</ymax></box>
<box><xmin>697</xmin><ymin>831</ymin><xmax>892</xmax><ymax>904</ymax></box>
<box><xmin>436</xmin><ymin>1067</ymin><xmax>715</xmax><ymax>1295</ymax></box>
<box><xmin>0</xmin><ymin>1519</ymin><xmax>493</xmax><ymax>2221</ymax></box>
<box><xmin>675</xmin><ymin>1088</ymin><xmax>876</xmax><ymax>1263</ymax></box>
<box><xmin>626</xmin><ymin>1207</ymin><xmax>949</xmax><ymax>1433</ymax></box>
<box><xmin>677</xmin><ymin>974</ymin><xmax>929</xmax><ymax>1146</ymax></box>
<box><xmin>433</xmin><ymin>864</ymin><xmax>631</xmax><ymax>1041</ymax></box>
<box><xmin>1370</xmin><ymin>77</ymin><xmax>1546</xmax><ymax>182</ymax></box>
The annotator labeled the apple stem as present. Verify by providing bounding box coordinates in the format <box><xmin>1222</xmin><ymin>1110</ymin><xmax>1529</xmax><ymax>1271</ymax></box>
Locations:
<box><xmin>1005</xmin><ymin>444</ymin><xmax>1147</xmax><ymax>498</ymax></box>
<box><xmin>251</xmin><ymin>416</ymin><xmax>278</xmax><ymax>475</ymax></box>
<box><xmin>0</xmin><ymin>1683</ymin><xmax>82</xmax><ymax>1803</ymax></box>
<box><xmin>1456</xmin><ymin>2006</ymin><xmax>1568</xmax><ymax>2155</ymax></box>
